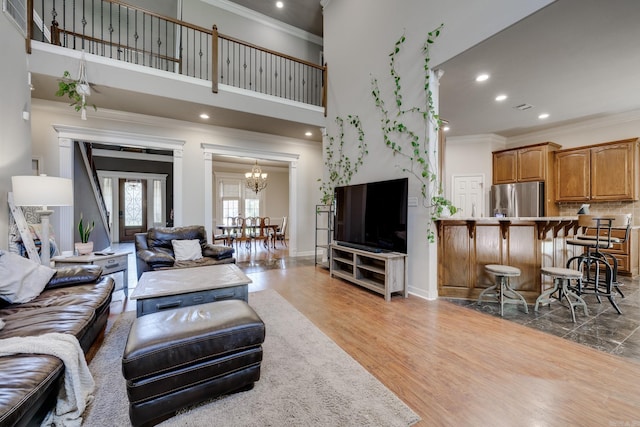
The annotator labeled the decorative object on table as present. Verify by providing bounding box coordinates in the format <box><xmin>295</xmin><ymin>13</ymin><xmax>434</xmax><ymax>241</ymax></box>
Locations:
<box><xmin>55</xmin><ymin>52</ymin><xmax>97</xmax><ymax>120</ymax></box>
<box><xmin>10</xmin><ymin>175</ymin><xmax>73</xmax><ymax>266</ymax></box>
<box><xmin>245</xmin><ymin>160</ymin><xmax>268</xmax><ymax>194</ymax></box>
<box><xmin>75</xmin><ymin>213</ymin><xmax>95</xmax><ymax>255</ymax></box>
<box><xmin>577</xmin><ymin>204</ymin><xmax>590</xmax><ymax>214</ymax></box>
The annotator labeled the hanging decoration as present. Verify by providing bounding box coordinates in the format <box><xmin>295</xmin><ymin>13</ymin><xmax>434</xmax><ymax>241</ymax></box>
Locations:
<box><xmin>55</xmin><ymin>51</ymin><xmax>97</xmax><ymax>120</ymax></box>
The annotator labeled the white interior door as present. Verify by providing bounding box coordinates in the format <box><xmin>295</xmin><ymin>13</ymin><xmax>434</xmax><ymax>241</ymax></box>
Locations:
<box><xmin>451</xmin><ymin>174</ymin><xmax>485</xmax><ymax>217</ymax></box>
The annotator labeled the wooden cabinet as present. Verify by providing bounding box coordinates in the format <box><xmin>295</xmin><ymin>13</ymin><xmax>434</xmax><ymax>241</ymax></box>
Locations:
<box><xmin>555</xmin><ymin>139</ymin><xmax>638</xmax><ymax>202</ymax></box>
<box><xmin>517</xmin><ymin>145</ymin><xmax>549</xmax><ymax>182</ymax></box>
<box><xmin>583</xmin><ymin>228</ymin><xmax>639</xmax><ymax>276</ymax></box>
<box><xmin>492</xmin><ymin>142</ymin><xmax>561</xmax><ymax>215</ymax></box>
<box><xmin>493</xmin><ymin>150</ymin><xmax>518</xmax><ymax>184</ymax></box>
<box><xmin>555</xmin><ymin>148</ymin><xmax>590</xmax><ymax>201</ymax></box>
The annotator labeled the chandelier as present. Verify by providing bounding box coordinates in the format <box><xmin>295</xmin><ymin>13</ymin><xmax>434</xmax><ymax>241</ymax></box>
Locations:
<box><xmin>245</xmin><ymin>160</ymin><xmax>268</xmax><ymax>194</ymax></box>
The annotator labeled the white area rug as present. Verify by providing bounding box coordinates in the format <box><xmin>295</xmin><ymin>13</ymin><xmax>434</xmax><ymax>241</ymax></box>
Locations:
<box><xmin>83</xmin><ymin>289</ymin><xmax>420</xmax><ymax>426</ymax></box>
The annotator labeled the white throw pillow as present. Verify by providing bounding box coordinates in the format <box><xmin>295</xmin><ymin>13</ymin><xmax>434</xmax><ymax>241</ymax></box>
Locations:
<box><xmin>0</xmin><ymin>318</ymin><xmax>5</xmax><ymax>330</ymax></box>
<box><xmin>171</xmin><ymin>239</ymin><xmax>203</xmax><ymax>261</ymax></box>
<box><xmin>0</xmin><ymin>250</ymin><xmax>55</xmax><ymax>304</ymax></box>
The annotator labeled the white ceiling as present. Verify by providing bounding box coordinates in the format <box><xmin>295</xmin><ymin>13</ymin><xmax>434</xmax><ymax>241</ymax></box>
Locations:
<box><xmin>437</xmin><ymin>0</ymin><xmax>640</xmax><ymax>137</ymax></box>
<box><xmin>30</xmin><ymin>0</ymin><xmax>640</xmax><ymax>149</ymax></box>
<box><xmin>229</xmin><ymin>0</ymin><xmax>640</xmax><ymax>139</ymax></box>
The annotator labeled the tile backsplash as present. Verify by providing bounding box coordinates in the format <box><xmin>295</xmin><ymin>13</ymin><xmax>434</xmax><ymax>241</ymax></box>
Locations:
<box><xmin>558</xmin><ymin>201</ymin><xmax>640</xmax><ymax>225</ymax></box>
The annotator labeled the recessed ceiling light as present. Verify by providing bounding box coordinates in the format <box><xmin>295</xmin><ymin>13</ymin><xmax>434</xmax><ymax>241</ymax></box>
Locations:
<box><xmin>199</xmin><ymin>113</ymin><xmax>210</xmax><ymax>119</ymax></box>
<box><xmin>305</xmin><ymin>131</ymin><xmax>312</xmax><ymax>137</ymax></box>
<box><xmin>538</xmin><ymin>113</ymin><xmax>550</xmax><ymax>119</ymax></box>
<box><xmin>475</xmin><ymin>73</ymin><xmax>489</xmax><ymax>82</ymax></box>
<box><xmin>495</xmin><ymin>94</ymin><xmax>507</xmax><ymax>102</ymax></box>
<box><xmin>276</xmin><ymin>1</ymin><xmax>284</xmax><ymax>8</ymax></box>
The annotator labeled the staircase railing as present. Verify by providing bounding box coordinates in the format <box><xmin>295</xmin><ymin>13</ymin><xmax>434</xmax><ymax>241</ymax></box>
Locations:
<box><xmin>27</xmin><ymin>0</ymin><xmax>326</xmax><ymax>111</ymax></box>
<box><xmin>78</xmin><ymin>141</ymin><xmax>112</xmax><ymax>245</ymax></box>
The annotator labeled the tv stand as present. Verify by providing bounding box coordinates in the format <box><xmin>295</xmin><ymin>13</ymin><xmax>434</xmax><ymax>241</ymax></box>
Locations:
<box><xmin>330</xmin><ymin>244</ymin><xmax>408</xmax><ymax>301</ymax></box>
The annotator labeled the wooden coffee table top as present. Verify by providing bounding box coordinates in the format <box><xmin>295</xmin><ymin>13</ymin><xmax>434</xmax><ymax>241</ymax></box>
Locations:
<box><xmin>131</xmin><ymin>264</ymin><xmax>252</xmax><ymax>300</ymax></box>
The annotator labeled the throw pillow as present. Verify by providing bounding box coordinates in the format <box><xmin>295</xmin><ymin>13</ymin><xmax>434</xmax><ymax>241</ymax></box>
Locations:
<box><xmin>0</xmin><ymin>249</ymin><xmax>56</xmax><ymax>304</ymax></box>
<box><xmin>171</xmin><ymin>239</ymin><xmax>203</xmax><ymax>261</ymax></box>
<box><xmin>0</xmin><ymin>318</ymin><xmax>5</xmax><ymax>330</ymax></box>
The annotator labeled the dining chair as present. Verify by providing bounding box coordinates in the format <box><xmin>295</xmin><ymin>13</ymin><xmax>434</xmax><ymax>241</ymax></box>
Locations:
<box><xmin>254</xmin><ymin>217</ymin><xmax>271</xmax><ymax>250</ymax></box>
<box><xmin>274</xmin><ymin>216</ymin><xmax>288</xmax><ymax>248</ymax></box>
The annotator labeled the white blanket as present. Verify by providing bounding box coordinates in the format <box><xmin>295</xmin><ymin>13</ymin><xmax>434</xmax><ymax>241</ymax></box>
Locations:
<box><xmin>0</xmin><ymin>333</ymin><xmax>95</xmax><ymax>426</ymax></box>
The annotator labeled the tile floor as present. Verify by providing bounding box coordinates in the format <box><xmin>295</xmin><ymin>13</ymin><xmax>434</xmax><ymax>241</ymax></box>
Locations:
<box><xmin>446</xmin><ymin>275</ymin><xmax>640</xmax><ymax>362</ymax></box>
<box><xmin>108</xmin><ymin>242</ymin><xmax>640</xmax><ymax>363</ymax></box>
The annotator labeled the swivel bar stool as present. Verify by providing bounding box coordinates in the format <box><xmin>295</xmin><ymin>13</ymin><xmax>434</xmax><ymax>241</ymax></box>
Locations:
<box><xmin>565</xmin><ymin>214</ymin><xmax>631</xmax><ymax>314</ymax></box>
<box><xmin>535</xmin><ymin>266</ymin><xmax>588</xmax><ymax>323</ymax></box>
<box><xmin>478</xmin><ymin>264</ymin><xmax>529</xmax><ymax>316</ymax></box>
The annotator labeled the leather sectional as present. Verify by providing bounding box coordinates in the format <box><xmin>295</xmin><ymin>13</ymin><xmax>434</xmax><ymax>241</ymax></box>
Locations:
<box><xmin>0</xmin><ymin>266</ymin><xmax>114</xmax><ymax>427</ymax></box>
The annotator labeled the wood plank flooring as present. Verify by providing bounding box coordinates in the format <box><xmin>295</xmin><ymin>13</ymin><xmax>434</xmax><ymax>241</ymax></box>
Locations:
<box><xmin>110</xmin><ymin>245</ymin><xmax>640</xmax><ymax>426</ymax></box>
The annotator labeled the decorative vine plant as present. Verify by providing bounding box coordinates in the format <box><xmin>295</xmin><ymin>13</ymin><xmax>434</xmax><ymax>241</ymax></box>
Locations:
<box><xmin>371</xmin><ymin>24</ymin><xmax>457</xmax><ymax>242</ymax></box>
<box><xmin>317</xmin><ymin>115</ymin><xmax>367</xmax><ymax>204</ymax></box>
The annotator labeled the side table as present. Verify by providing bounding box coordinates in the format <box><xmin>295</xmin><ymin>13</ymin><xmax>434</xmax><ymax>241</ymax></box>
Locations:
<box><xmin>52</xmin><ymin>252</ymin><xmax>131</xmax><ymax>297</ymax></box>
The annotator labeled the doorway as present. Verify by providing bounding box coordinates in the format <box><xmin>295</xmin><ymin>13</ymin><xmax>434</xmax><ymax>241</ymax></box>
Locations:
<box><xmin>451</xmin><ymin>174</ymin><xmax>485</xmax><ymax>217</ymax></box>
<box><xmin>119</xmin><ymin>179</ymin><xmax>147</xmax><ymax>242</ymax></box>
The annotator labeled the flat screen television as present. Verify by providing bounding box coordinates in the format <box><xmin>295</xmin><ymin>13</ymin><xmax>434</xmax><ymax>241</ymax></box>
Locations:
<box><xmin>333</xmin><ymin>177</ymin><xmax>408</xmax><ymax>253</ymax></box>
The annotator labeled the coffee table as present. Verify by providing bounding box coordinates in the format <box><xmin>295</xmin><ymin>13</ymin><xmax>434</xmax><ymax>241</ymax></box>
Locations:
<box><xmin>130</xmin><ymin>264</ymin><xmax>252</xmax><ymax>317</ymax></box>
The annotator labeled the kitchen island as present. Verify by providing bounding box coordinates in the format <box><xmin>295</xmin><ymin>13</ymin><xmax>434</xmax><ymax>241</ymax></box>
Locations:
<box><xmin>435</xmin><ymin>217</ymin><xmax>581</xmax><ymax>303</ymax></box>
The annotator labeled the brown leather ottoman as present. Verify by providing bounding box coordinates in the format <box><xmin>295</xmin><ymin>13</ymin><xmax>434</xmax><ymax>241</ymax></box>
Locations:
<box><xmin>121</xmin><ymin>299</ymin><xmax>265</xmax><ymax>427</ymax></box>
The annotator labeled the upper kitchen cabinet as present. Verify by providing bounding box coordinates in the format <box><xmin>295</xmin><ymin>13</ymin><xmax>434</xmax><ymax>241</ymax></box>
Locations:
<box><xmin>492</xmin><ymin>142</ymin><xmax>560</xmax><ymax>185</ymax></box>
<box><xmin>555</xmin><ymin>138</ymin><xmax>639</xmax><ymax>202</ymax></box>
<box><xmin>555</xmin><ymin>148</ymin><xmax>590</xmax><ymax>201</ymax></box>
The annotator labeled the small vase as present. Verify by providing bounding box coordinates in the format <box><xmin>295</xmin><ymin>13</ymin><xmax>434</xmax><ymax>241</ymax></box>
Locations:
<box><xmin>75</xmin><ymin>241</ymin><xmax>93</xmax><ymax>255</ymax></box>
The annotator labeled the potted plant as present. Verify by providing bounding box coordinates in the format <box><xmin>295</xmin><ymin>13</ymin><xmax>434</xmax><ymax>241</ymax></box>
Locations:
<box><xmin>75</xmin><ymin>213</ymin><xmax>95</xmax><ymax>255</ymax></box>
<box><xmin>55</xmin><ymin>70</ymin><xmax>97</xmax><ymax>120</ymax></box>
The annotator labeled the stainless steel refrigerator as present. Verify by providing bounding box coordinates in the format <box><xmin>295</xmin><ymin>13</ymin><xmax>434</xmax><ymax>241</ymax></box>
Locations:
<box><xmin>490</xmin><ymin>181</ymin><xmax>544</xmax><ymax>217</ymax></box>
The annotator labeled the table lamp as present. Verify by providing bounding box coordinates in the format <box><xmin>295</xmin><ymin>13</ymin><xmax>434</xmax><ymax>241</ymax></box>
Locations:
<box><xmin>11</xmin><ymin>175</ymin><xmax>73</xmax><ymax>266</ymax></box>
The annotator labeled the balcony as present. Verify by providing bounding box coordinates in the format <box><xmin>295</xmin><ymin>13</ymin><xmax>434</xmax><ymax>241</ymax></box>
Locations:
<box><xmin>26</xmin><ymin>0</ymin><xmax>326</xmax><ymax>139</ymax></box>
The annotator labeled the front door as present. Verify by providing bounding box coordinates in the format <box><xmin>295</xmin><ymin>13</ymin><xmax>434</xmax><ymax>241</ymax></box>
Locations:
<box><xmin>119</xmin><ymin>179</ymin><xmax>147</xmax><ymax>242</ymax></box>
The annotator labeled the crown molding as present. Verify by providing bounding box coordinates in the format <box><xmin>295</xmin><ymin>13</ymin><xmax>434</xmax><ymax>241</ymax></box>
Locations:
<box><xmin>201</xmin><ymin>0</ymin><xmax>323</xmax><ymax>46</ymax></box>
<box><xmin>507</xmin><ymin>109</ymin><xmax>640</xmax><ymax>145</ymax></box>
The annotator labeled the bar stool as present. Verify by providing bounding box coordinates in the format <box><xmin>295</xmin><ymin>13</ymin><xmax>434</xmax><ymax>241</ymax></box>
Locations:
<box><xmin>535</xmin><ymin>266</ymin><xmax>588</xmax><ymax>323</ymax></box>
<box><xmin>565</xmin><ymin>214</ymin><xmax>631</xmax><ymax>314</ymax></box>
<box><xmin>478</xmin><ymin>264</ymin><xmax>529</xmax><ymax>316</ymax></box>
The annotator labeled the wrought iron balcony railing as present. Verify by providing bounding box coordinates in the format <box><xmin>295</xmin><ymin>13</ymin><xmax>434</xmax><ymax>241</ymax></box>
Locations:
<box><xmin>27</xmin><ymin>0</ymin><xmax>327</xmax><ymax>111</ymax></box>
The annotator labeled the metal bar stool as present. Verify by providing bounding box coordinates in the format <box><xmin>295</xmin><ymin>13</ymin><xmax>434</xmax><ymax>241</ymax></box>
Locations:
<box><xmin>478</xmin><ymin>264</ymin><xmax>529</xmax><ymax>316</ymax></box>
<box><xmin>536</xmin><ymin>266</ymin><xmax>588</xmax><ymax>323</ymax></box>
<box><xmin>565</xmin><ymin>214</ymin><xmax>630</xmax><ymax>314</ymax></box>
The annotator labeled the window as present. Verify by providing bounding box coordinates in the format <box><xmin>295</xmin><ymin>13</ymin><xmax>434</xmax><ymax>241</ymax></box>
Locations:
<box><xmin>216</xmin><ymin>174</ymin><xmax>265</xmax><ymax>224</ymax></box>
<box><xmin>102</xmin><ymin>177</ymin><xmax>113</xmax><ymax>230</ymax></box>
<box><xmin>3</xmin><ymin>0</ymin><xmax>26</xmax><ymax>35</ymax></box>
<box><xmin>153</xmin><ymin>180</ymin><xmax>163</xmax><ymax>224</ymax></box>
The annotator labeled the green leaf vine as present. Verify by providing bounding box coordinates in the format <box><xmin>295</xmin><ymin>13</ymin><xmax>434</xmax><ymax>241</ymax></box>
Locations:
<box><xmin>55</xmin><ymin>70</ymin><xmax>97</xmax><ymax>113</ymax></box>
<box><xmin>317</xmin><ymin>115</ymin><xmax>367</xmax><ymax>204</ymax></box>
<box><xmin>371</xmin><ymin>24</ymin><xmax>457</xmax><ymax>243</ymax></box>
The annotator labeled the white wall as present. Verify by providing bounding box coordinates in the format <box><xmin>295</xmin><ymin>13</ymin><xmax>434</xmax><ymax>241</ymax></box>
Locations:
<box><xmin>445</xmin><ymin>134</ymin><xmax>506</xmax><ymax>217</ymax></box>
<box><xmin>0</xmin><ymin>16</ymin><xmax>32</xmax><ymax>250</ymax></box>
<box><xmin>322</xmin><ymin>0</ymin><xmax>553</xmax><ymax>299</ymax></box>
<box><xmin>30</xmin><ymin>99</ymin><xmax>322</xmax><ymax>255</ymax></box>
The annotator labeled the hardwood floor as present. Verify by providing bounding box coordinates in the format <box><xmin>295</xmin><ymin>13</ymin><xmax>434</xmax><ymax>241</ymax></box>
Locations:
<box><xmin>109</xmin><ymin>244</ymin><xmax>640</xmax><ymax>426</ymax></box>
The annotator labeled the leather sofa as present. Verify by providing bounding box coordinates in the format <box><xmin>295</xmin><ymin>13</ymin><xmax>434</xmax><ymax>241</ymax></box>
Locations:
<box><xmin>134</xmin><ymin>225</ymin><xmax>235</xmax><ymax>279</ymax></box>
<box><xmin>0</xmin><ymin>265</ymin><xmax>115</xmax><ymax>427</ymax></box>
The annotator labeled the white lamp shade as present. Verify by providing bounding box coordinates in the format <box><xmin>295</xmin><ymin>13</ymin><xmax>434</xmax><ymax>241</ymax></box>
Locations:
<box><xmin>11</xmin><ymin>175</ymin><xmax>73</xmax><ymax>207</ymax></box>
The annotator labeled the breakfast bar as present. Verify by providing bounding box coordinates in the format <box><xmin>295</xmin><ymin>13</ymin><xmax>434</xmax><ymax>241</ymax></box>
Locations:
<box><xmin>436</xmin><ymin>217</ymin><xmax>582</xmax><ymax>303</ymax></box>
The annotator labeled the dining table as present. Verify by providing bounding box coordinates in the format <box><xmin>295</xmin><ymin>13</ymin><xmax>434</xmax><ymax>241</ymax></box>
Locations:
<box><xmin>216</xmin><ymin>223</ymin><xmax>280</xmax><ymax>249</ymax></box>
